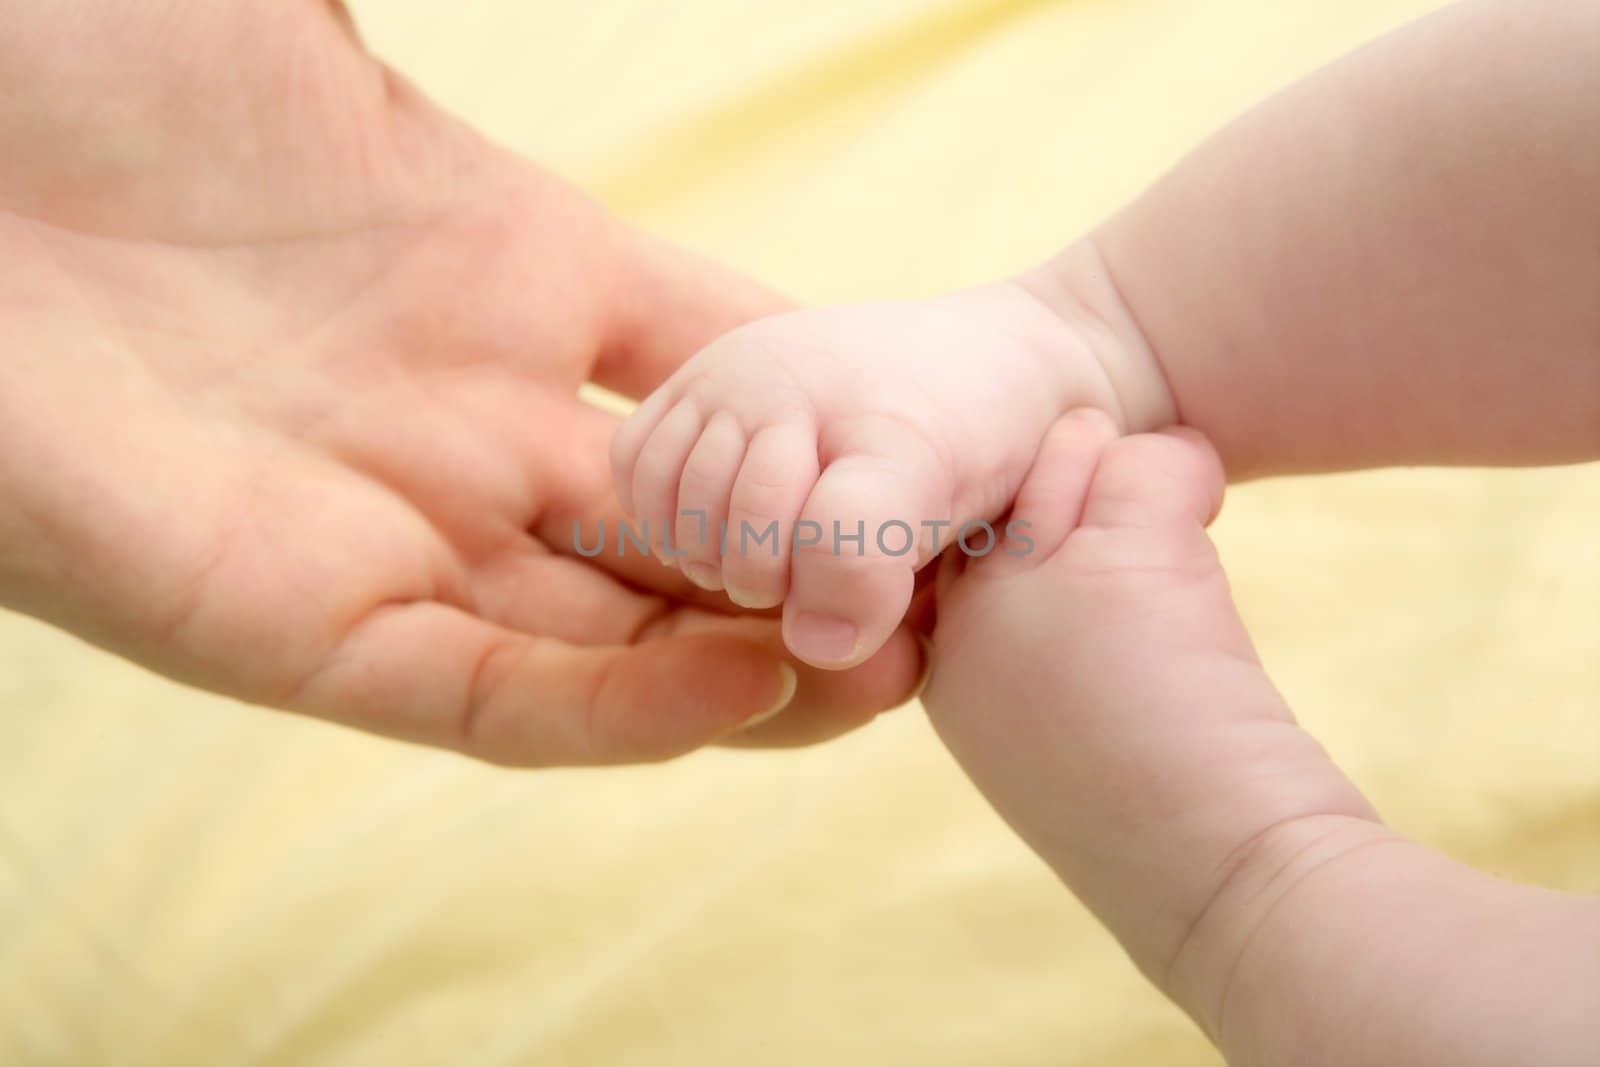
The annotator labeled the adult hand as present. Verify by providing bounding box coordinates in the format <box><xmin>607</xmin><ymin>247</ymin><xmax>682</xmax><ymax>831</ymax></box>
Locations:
<box><xmin>0</xmin><ymin>1</ymin><xmax>924</xmax><ymax>764</ymax></box>
<box><xmin>924</xmin><ymin>412</ymin><xmax>1599</xmax><ymax>1066</ymax></box>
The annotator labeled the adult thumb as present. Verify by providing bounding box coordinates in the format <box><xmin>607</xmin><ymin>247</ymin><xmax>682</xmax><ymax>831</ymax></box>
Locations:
<box><xmin>593</xmin><ymin>223</ymin><xmax>792</xmax><ymax>400</ymax></box>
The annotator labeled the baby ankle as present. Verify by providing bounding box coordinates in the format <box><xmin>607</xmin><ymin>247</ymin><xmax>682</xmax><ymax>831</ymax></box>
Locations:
<box><xmin>1014</xmin><ymin>236</ymin><xmax>1178</xmax><ymax>434</ymax></box>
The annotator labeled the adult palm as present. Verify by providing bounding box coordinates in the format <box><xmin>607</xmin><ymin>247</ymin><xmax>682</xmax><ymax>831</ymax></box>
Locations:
<box><xmin>0</xmin><ymin>1</ymin><xmax>922</xmax><ymax>763</ymax></box>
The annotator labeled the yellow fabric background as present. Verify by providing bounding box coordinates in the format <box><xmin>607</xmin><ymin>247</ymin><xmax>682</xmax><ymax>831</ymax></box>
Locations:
<box><xmin>2</xmin><ymin>1</ymin><xmax>1596</xmax><ymax>1063</ymax></box>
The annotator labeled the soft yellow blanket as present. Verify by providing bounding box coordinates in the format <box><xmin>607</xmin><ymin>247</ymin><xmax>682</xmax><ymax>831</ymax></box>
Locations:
<box><xmin>3</xmin><ymin>2</ymin><xmax>1595</xmax><ymax>1064</ymax></box>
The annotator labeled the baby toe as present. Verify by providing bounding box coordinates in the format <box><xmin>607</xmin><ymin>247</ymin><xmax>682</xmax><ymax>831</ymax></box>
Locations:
<box><xmin>611</xmin><ymin>386</ymin><xmax>681</xmax><ymax>517</ymax></box>
<box><xmin>630</xmin><ymin>399</ymin><xmax>703</xmax><ymax>563</ymax></box>
<box><xmin>675</xmin><ymin>412</ymin><xmax>747</xmax><ymax>591</ymax></box>
<box><xmin>782</xmin><ymin>456</ymin><xmax>929</xmax><ymax>669</ymax></box>
<box><xmin>722</xmin><ymin>421</ymin><xmax>819</xmax><ymax>609</ymax></box>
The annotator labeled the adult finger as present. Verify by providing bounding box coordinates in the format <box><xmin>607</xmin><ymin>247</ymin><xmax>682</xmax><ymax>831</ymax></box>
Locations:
<box><xmin>285</xmin><ymin>600</ymin><xmax>795</xmax><ymax>766</ymax></box>
<box><xmin>591</xmin><ymin>224</ymin><xmax>792</xmax><ymax>400</ymax></box>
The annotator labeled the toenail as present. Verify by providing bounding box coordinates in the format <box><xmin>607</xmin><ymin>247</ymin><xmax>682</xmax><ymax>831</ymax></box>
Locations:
<box><xmin>786</xmin><ymin>611</ymin><xmax>859</xmax><ymax>668</ymax></box>
<box><xmin>683</xmin><ymin>561</ymin><xmax>723</xmax><ymax>590</ymax></box>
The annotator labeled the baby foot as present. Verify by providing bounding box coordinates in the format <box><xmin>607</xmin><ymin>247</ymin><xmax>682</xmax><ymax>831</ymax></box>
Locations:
<box><xmin>611</xmin><ymin>270</ymin><xmax>1157</xmax><ymax>669</ymax></box>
